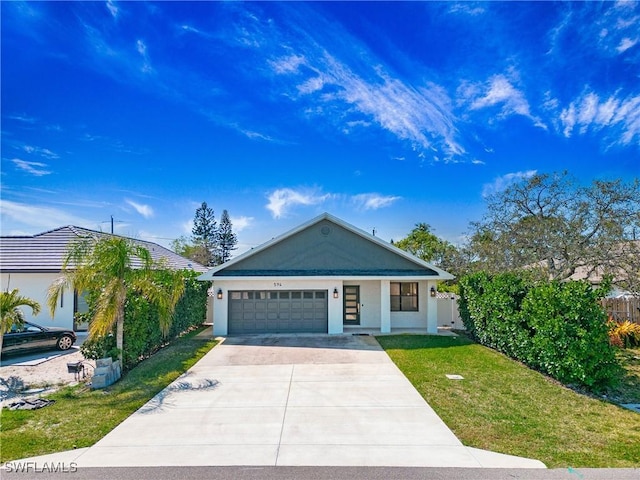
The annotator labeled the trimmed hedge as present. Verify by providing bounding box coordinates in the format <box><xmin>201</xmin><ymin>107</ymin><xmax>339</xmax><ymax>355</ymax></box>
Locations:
<box><xmin>459</xmin><ymin>272</ymin><xmax>621</xmax><ymax>391</ymax></box>
<box><xmin>81</xmin><ymin>270</ymin><xmax>209</xmax><ymax>370</ymax></box>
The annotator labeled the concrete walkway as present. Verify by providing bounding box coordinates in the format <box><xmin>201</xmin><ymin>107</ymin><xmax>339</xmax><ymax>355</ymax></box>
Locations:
<box><xmin>8</xmin><ymin>335</ymin><xmax>545</xmax><ymax>468</ymax></box>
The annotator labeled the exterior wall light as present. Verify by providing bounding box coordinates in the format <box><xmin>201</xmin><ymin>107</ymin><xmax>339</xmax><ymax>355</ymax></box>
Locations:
<box><xmin>217</xmin><ymin>288</ymin><xmax>223</xmax><ymax>300</ymax></box>
<box><xmin>333</xmin><ymin>288</ymin><xmax>339</xmax><ymax>299</ymax></box>
<box><xmin>430</xmin><ymin>286</ymin><xmax>437</xmax><ymax>297</ymax></box>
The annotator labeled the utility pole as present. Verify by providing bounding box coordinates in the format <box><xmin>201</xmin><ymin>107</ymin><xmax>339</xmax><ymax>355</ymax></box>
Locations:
<box><xmin>101</xmin><ymin>215</ymin><xmax>124</xmax><ymax>234</ymax></box>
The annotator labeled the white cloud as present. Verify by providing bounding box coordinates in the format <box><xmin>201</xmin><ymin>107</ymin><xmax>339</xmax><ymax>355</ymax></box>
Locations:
<box><xmin>269</xmin><ymin>54</ymin><xmax>306</xmax><ymax>74</ymax></box>
<box><xmin>11</xmin><ymin>159</ymin><xmax>51</xmax><ymax>176</ymax></box>
<box><xmin>23</xmin><ymin>145</ymin><xmax>59</xmax><ymax>159</ymax></box>
<box><xmin>466</xmin><ymin>74</ymin><xmax>546</xmax><ymax>129</ymax></box>
<box><xmin>230</xmin><ymin>216</ymin><xmax>253</xmax><ymax>232</ymax></box>
<box><xmin>617</xmin><ymin>37</ymin><xmax>638</xmax><ymax>52</ymax></box>
<box><xmin>266</xmin><ymin>188</ymin><xmax>331</xmax><ymax>218</ymax></box>
<box><xmin>0</xmin><ymin>199</ymin><xmax>95</xmax><ymax>231</ymax></box>
<box><xmin>266</xmin><ymin>24</ymin><xmax>464</xmax><ymax>159</ymax></box>
<box><xmin>351</xmin><ymin>193</ymin><xmax>401</xmax><ymax>211</ymax></box>
<box><xmin>448</xmin><ymin>3</ymin><xmax>486</xmax><ymax>16</ymax></box>
<box><xmin>559</xmin><ymin>90</ymin><xmax>640</xmax><ymax>145</ymax></box>
<box><xmin>136</xmin><ymin>40</ymin><xmax>153</xmax><ymax>74</ymax></box>
<box><xmin>482</xmin><ymin>170</ymin><xmax>537</xmax><ymax>198</ymax></box>
<box><xmin>106</xmin><ymin>0</ymin><xmax>118</xmax><ymax>19</ymax></box>
<box><xmin>297</xmin><ymin>76</ymin><xmax>325</xmax><ymax>95</ymax></box>
<box><xmin>240</xmin><ymin>129</ymin><xmax>276</xmax><ymax>142</ymax></box>
<box><xmin>7</xmin><ymin>114</ymin><xmax>36</xmax><ymax>124</ymax></box>
<box><xmin>125</xmin><ymin>199</ymin><xmax>154</xmax><ymax>218</ymax></box>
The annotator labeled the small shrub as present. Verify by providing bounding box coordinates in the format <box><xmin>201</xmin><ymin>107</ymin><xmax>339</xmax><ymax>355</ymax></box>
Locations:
<box><xmin>80</xmin><ymin>333</ymin><xmax>119</xmax><ymax>361</ymax></box>
<box><xmin>609</xmin><ymin>320</ymin><xmax>640</xmax><ymax>348</ymax></box>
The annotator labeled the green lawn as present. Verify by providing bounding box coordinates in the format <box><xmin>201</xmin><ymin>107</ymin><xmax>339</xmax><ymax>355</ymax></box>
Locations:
<box><xmin>377</xmin><ymin>334</ymin><xmax>640</xmax><ymax>468</ymax></box>
<box><xmin>1</xmin><ymin>327</ymin><xmax>218</xmax><ymax>463</ymax></box>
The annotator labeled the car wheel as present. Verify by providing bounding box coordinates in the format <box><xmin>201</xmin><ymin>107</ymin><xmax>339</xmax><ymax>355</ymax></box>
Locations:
<box><xmin>57</xmin><ymin>335</ymin><xmax>74</xmax><ymax>351</ymax></box>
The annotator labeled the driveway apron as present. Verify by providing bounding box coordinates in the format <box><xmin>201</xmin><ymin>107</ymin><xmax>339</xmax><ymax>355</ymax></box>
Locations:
<box><xmin>27</xmin><ymin>335</ymin><xmax>545</xmax><ymax>468</ymax></box>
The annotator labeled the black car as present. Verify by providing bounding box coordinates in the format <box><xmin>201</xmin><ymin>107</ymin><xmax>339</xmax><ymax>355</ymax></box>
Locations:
<box><xmin>2</xmin><ymin>321</ymin><xmax>77</xmax><ymax>356</ymax></box>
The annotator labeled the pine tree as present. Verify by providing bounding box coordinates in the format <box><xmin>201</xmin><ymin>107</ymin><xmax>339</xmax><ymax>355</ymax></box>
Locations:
<box><xmin>191</xmin><ymin>202</ymin><xmax>217</xmax><ymax>267</ymax></box>
<box><xmin>216</xmin><ymin>209</ymin><xmax>238</xmax><ymax>264</ymax></box>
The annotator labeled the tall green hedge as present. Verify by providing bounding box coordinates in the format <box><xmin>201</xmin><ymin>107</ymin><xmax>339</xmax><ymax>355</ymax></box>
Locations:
<box><xmin>459</xmin><ymin>272</ymin><xmax>621</xmax><ymax>391</ymax></box>
<box><xmin>81</xmin><ymin>270</ymin><xmax>209</xmax><ymax>370</ymax></box>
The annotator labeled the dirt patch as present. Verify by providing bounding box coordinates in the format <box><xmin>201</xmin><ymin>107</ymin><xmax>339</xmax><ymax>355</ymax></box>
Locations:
<box><xmin>0</xmin><ymin>348</ymin><xmax>95</xmax><ymax>406</ymax></box>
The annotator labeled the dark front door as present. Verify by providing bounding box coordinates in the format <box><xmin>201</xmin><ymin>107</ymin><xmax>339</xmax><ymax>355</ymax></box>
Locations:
<box><xmin>343</xmin><ymin>285</ymin><xmax>360</xmax><ymax>325</ymax></box>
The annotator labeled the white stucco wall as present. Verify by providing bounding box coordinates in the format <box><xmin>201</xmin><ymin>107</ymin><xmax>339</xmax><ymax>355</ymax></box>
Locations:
<box><xmin>390</xmin><ymin>280</ymin><xmax>431</xmax><ymax>330</ymax></box>
<box><xmin>1</xmin><ymin>272</ymin><xmax>75</xmax><ymax>330</ymax></box>
<box><xmin>210</xmin><ymin>277</ymin><xmax>441</xmax><ymax>335</ymax></box>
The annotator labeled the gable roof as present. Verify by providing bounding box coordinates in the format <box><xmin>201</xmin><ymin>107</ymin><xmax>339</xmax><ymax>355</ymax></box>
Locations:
<box><xmin>0</xmin><ymin>226</ymin><xmax>207</xmax><ymax>273</ymax></box>
<box><xmin>199</xmin><ymin>213</ymin><xmax>454</xmax><ymax>280</ymax></box>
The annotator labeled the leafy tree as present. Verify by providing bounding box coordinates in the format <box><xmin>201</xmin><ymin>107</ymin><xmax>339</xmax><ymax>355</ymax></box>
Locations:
<box><xmin>467</xmin><ymin>172</ymin><xmax>640</xmax><ymax>289</ymax></box>
<box><xmin>191</xmin><ymin>202</ymin><xmax>217</xmax><ymax>267</ymax></box>
<box><xmin>0</xmin><ymin>289</ymin><xmax>41</xmax><ymax>353</ymax></box>
<box><xmin>48</xmin><ymin>236</ymin><xmax>185</xmax><ymax>365</ymax></box>
<box><xmin>216</xmin><ymin>209</ymin><xmax>237</xmax><ymax>264</ymax></box>
<box><xmin>170</xmin><ymin>235</ymin><xmax>207</xmax><ymax>263</ymax></box>
<box><xmin>394</xmin><ymin>223</ymin><xmax>461</xmax><ymax>273</ymax></box>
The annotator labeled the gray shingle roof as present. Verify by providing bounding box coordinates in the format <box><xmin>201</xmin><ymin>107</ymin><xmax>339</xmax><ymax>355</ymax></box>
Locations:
<box><xmin>0</xmin><ymin>226</ymin><xmax>207</xmax><ymax>273</ymax></box>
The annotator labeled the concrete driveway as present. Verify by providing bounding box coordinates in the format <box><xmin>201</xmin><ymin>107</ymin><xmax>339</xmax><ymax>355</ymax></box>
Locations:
<box><xmin>12</xmin><ymin>335</ymin><xmax>545</xmax><ymax>468</ymax></box>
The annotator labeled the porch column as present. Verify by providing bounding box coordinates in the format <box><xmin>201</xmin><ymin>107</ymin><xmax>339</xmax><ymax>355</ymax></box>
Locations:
<box><xmin>380</xmin><ymin>280</ymin><xmax>391</xmax><ymax>333</ymax></box>
<box><xmin>426</xmin><ymin>280</ymin><xmax>438</xmax><ymax>334</ymax></box>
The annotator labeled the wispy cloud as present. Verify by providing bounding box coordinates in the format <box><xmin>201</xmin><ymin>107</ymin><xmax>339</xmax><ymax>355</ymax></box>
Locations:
<box><xmin>269</xmin><ymin>54</ymin><xmax>306</xmax><ymax>74</ymax></box>
<box><xmin>266</xmin><ymin>188</ymin><xmax>332</xmax><ymax>218</ymax></box>
<box><xmin>106</xmin><ymin>0</ymin><xmax>118</xmax><ymax>19</ymax></box>
<box><xmin>559</xmin><ymin>90</ymin><xmax>640</xmax><ymax>146</ymax></box>
<box><xmin>460</xmin><ymin>74</ymin><xmax>546</xmax><ymax>129</ymax></box>
<box><xmin>23</xmin><ymin>144</ymin><xmax>59</xmax><ymax>159</ymax></box>
<box><xmin>617</xmin><ymin>37</ymin><xmax>638</xmax><ymax>53</ymax></box>
<box><xmin>272</xmin><ymin>49</ymin><xmax>464</xmax><ymax>158</ymax></box>
<box><xmin>482</xmin><ymin>170</ymin><xmax>537</xmax><ymax>198</ymax></box>
<box><xmin>240</xmin><ymin>129</ymin><xmax>277</xmax><ymax>142</ymax></box>
<box><xmin>230</xmin><ymin>216</ymin><xmax>253</xmax><ymax>232</ymax></box>
<box><xmin>136</xmin><ymin>39</ymin><xmax>153</xmax><ymax>74</ymax></box>
<box><xmin>351</xmin><ymin>193</ymin><xmax>401</xmax><ymax>211</ymax></box>
<box><xmin>10</xmin><ymin>159</ymin><xmax>51</xmax><ymax>176</ymax></box>
<box><xmin>448</xmin><ymin>3</ymin><xmax>486</xmax><ymax>16</ymax></box>
<box><xmin>6</xmin><ymin>114</ymin><xmax>36</xmax><ymax>124</ymax></box>
<box><xmin>125</xmin><ymin>199</ymin><xmax>154</xmax><ymax>218</ymax></box>
<box><xmin>0</xmin><ymin>199</ymin><xmax>95</xmax><ymax>231</ymax></box>
<box><xmin>263</xmin><ymin>7</ymin><xmax>465</xmax><ymax>160</ymax></box>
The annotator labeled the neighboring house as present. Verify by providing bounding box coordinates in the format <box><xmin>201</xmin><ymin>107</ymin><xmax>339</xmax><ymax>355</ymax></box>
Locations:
<box><xmin>0</xmin><ymin>226</ymin><xmax>207</xmax><ymax>331</ymax></box>
<box><xmin>199</xmin><ymin>213</ymin><xmax>454</xmax><ymax>336</ymax></box>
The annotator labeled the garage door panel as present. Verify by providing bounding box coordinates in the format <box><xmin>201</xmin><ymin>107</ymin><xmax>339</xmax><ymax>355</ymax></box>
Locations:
<box><xmin>228</xmin><ymin>290</ymin><xmax>328</xmax><ymax>334</ymax></box>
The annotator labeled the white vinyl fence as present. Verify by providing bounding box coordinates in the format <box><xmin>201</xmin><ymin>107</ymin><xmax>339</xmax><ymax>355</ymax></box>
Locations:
<box><xmin>436</xmin><ymin>293</ymin><xmax>465</xmax><ymax>330</ymax></box>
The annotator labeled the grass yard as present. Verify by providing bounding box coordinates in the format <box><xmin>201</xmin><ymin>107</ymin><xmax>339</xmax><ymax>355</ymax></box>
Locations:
<box><xmin>0</xmin><ymin>327</ymin><xmax>218</xmax><ymax>463</ymax></box>
<box><xmin>377</xmin><ymin>334</ymin><xmax>640</xmax><ymax>468</ymax></box>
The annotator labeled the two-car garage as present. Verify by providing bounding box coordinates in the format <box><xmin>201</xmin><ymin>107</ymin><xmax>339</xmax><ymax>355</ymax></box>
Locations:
<box><xmin>228</xmin><ymin>290</ymin><xmax>328</xmax><ymax>334</ymax></box>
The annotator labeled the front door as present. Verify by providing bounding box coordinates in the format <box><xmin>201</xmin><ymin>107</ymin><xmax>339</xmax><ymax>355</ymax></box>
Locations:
<box><xmin>343</xmin><ymin>285</ymin><xmax>360</xmax><ymax>325</ymax></box>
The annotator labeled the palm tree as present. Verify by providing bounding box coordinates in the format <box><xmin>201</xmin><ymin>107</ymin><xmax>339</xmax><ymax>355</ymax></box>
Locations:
<box><xmin>0</xmin><ymin>289</ymin><xmax>41</xmax><ymax>354</ymax></box>
<box><xmin>48</xmin><ymin>236</ymin><xmax>185</xmax><ymax>366</ymax></box>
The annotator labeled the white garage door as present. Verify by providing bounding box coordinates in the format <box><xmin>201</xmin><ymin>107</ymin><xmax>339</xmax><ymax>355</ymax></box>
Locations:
<box><xmin>228</xmin><ymin>290</ymin><xmax>328</xmax><ymax>334</ymax></box>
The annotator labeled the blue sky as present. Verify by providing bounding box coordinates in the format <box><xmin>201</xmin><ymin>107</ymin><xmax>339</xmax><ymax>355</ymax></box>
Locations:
<box><xmin>1</xmin><ymin>1</ymin><xmax>638</xmax><ymax>255</ymax></box>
